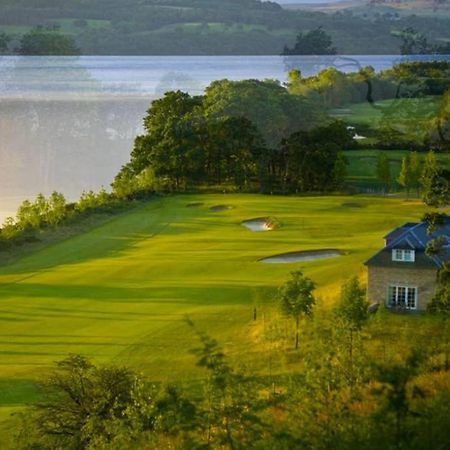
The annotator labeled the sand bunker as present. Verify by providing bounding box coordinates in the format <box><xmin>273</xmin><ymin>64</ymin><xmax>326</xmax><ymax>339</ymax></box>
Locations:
<box><xmin>241</xmin><ymin>217</ymin><xmax>274</xmax><ymax>232</ymax></box>
<box><xmin>259</xmin><ymin>249</ymin><xmax>344</xmax><ymax>264</ymax></box>
<box><xmin>210</xmin><ymin>205</ymin><xmax>233</xmax><ymax>212</ymax></box>
<box><xmin>186</xmin><ymin>202</ymin><xmax>204</xmax><ymax>208</ymax></box>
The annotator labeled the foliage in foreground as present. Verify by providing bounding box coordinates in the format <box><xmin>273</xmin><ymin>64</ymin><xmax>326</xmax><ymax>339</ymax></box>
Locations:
<box><xmin>17</xmin><ymin>276</ymin><xmax>450</xmax><ymax>450</ymax></box>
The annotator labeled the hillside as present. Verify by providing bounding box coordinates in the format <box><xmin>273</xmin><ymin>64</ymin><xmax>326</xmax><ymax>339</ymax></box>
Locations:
<box><xmin>0</xmin><ymin>0</ymin><xmax>449</xmax><ymax>54</ymax></box>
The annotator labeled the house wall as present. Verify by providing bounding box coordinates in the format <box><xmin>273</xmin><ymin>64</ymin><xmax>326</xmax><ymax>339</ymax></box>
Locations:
<box><xmin>367</xmin><ymin>266</ymin><xmax>438</xmax><ymax>311</ymax></box>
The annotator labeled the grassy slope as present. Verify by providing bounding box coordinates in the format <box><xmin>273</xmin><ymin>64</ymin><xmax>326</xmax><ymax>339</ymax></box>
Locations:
<box><xmin>0</xmin><ymin>193</ymin><xmax>428</xmax><ymax>427</ymax></box>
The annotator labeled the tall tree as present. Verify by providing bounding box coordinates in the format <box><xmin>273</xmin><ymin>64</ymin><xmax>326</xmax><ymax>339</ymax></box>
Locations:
<box><xmin>428</xmin><ymin>262</ymin><xmax>450</xmax><ymax>370</ymax></box>
<box><xmin>281</xmin><ymin>121</ymin><xmax>352</xmax><ymax>193</ymax></box>
<box><xmin>397</xmin><ymin>27</ymin><xmax>433</xmax><ymax>55</ymax></box>
<box><xmin>19</xmin><ymin>27</ymin><xmax>80</xmax><ymax>55</ymax></box>
<box><xmin>410</xmin><ymin>151</ymin><xmax>422</xmax><ymax>196</ymax></box>
<box><xmin>397</xmin><ymin>154</ymin><xmax>413</xmax><ymax>198</ymax></box>
<box><xmin>376</xmin><ymin>152</ymin><xmax>391</xmax><ymax>194</ymax></box>
<box><xmin>277</xmin><ymin>271</ymin><xmax>315</xmax><ymax>349</ymax></box>
<box><xmin>421</xmin><ymin>150</ymin><xmax>449</xmax><ymax>207</ymax></box>
<box><xmin>335</xmin><ymin>276</ymin><xmax>368</xmax><ymax>383</ymax></box>
<box><xmin>283</xmin><ymin>27</ymin><xmax>337</xmax><ymax>55</ymax></box>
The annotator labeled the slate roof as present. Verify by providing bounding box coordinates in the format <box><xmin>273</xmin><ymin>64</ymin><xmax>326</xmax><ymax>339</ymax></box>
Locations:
<box><xmin>365</xmin><ymin>217</ymin><xmax>450</xmax><ymax>270</ymax></box>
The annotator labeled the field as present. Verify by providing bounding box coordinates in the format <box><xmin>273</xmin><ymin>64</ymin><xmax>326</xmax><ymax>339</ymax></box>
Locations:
<box><xmin>344</xmin><ymin>149</ymin><xmax>450</xmax><ymax>190</ymax></box>
<box><xmin>0</xmin><ymin>192</ymin><xmax>430</xmax><ymax>443</ymax></box>
<box><xmin>331</xmin><ymin>97</ymin><xmax>440</xmax><ymax>146</ymax></box>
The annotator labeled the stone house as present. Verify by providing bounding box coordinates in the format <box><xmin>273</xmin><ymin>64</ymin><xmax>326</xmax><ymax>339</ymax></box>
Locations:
<box><xmin>365</xmin><ymin>218</ymin><xmax>450</xmax><ymax>311</ymax></box>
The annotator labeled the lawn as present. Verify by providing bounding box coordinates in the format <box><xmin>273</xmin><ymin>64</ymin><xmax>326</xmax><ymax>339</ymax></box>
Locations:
<box><xmin>344</xmin><ymin>149</ymin><xmax>450</xmax><ymax>190</ymax></box>
<box><xmin>331</xmin><ymin>97</ymin><xmax>441</xmax><ymax>146</ymax></box>
<box><xmin>0</xmin><ymin>193</ymin><xmax>430</xmax><ymax>443</ymax></box>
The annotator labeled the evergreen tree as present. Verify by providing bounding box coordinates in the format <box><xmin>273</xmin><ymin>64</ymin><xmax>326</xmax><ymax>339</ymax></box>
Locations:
<box><xmin>421</xmin><ymin>150</ymin><xmax>449</xmax><ymax>207</ymax></box>
<box><xmin>397</xmin><ymin>153</ymin><xmax>413</xmax><ymax>198</ymax></box>
<box><xmin>410</xmin><ymin>151</ymin><xmax>422</xmax><ymax>196</ymax></box>
<box><xmin>376</xmin><ymin>152</ymin><xmax>391</xmax><ymax>194</ymax></box>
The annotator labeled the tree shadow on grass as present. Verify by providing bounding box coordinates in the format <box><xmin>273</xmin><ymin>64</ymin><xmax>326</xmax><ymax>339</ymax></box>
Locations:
<box><xmin>0</xmin><ymin>199</ymin><xmax>211</xmax><ymax>276</ymax></box>
<box><xmin>0</xmin><ymin>283</ymin><xmax>253</xmax><ymax>306</ymax></box>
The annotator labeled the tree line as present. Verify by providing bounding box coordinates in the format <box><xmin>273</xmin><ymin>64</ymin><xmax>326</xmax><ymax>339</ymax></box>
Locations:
<box><xmin>1</xmin><ymin>0</ymin><xmax>450</xmax><ymax>55</ymax></box>
<box><xmin>0</xmin><ymin>187</ymin><xmax>152</xmax><ymax>252</ymax></box>
<box><xmin>116</xmin><ymin>80</ymin><xmax>352</xmax><ymax>195</ymax></box>
<box><xmin>287</xmin><ymin>61</ymin><xmax>450</xmax><ymax>109</ymax></box>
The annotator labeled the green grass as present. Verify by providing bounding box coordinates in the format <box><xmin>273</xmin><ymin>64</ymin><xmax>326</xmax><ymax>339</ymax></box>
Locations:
<box><xmin>344</xmin><ymin>149</ymin><xmax>450</xmax><ymax>189</ymax></box>
<box><xmin>331</xmin><ymin>97</ymin><xmax>441</xmax><ymax>145</ymax></box>
<box><xmin>0</xmin><ymin>193</ymin><xmax>434</xmax><ymax>442</ymax></box>
<box><xmin>0</xmin><ymin>195</ymin><xmax>427</xmax><ymax>376</ymax></box>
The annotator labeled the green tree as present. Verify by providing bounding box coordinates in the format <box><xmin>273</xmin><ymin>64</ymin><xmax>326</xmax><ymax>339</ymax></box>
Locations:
<box><xmin>336</xmin><ymin>276</ymin><xmax>368</xmax><ymax>333</ymax></box>
<box><xmin>129</xmin><ymin>91</ymin><xmax>204</xmax><ymax>189</ymax></box>
<box><xmin>333</xmin><ymin>152</ymin><xmax>348</xmax><ymax>191</ymax></box>
<box><xmin>0</xmin><ymin>32</ymin><xmax>10</xmax><ymax>53</ymax></box>
<box><xmin>397</xmin><ymin>27</ymin><xmax>433</xmax><ymax>55</ymax></box>
<box><xmin>410</xmin><ymin>151</ymin><xmax>422</xmax><ymax>196</ymax></box>
<box><xmin>46</xmin><ymin>191</ymin><xmax>66</xmax><ymax>226</ymax></box>
<box><xmin>421</xmin><ymin>150</ymin><xmax>449</xmax><ymax>207</ymax></box>
<box><xmin>335</xmin><ymin>276</ymin><xmax>368</xmax><ymax>384</ymax></box>
<box><xmin>281</xmin><ymin>121</ymin><xmax>352</xmax><ymax>193</ymax></box>
<box><xmin>283</xmin><ymin>27</ymin><xmax>337</xmax><ymax>55</ymax></box>
<box><xmin>277</xmin><ymin>271</ymin><xmax>316</xmax><ymax>349</ymax></box>
<box><xmin>373</xmin><ymin>350</ymin><xmax>426</xmax><ymax>449</ymax></box>
<box><xmin>428</xmin><ymin>262</ymin><xmax>450</xmax><ymax>370</ymax></box>
<box><xmin>376</xmin><ymin>152</ymin><xmax>391</xmax><ymax>194</ymax></box>
<box><xmin>428</xmin><ymin>89</ymin><xmax>450</xmax><ymax>151</ymax></box>
<box><xmin>18</xmin><ymin>355</ymin><xmax>156</xmax><ymax>449</ymax></box>
<box><xmin>188</xmin><ymin>323</ymin><xmax>265</xmax><ymax>448</ymax></box>
<box><xmin>16</xmin><ymin>199</ymin><xmax>40</xmax><ymax>230</ymax></box>
<box><xmin>397</xmin><ymin>154</ymin><xmax>413</xmax><ymax>198</ymax></box>
<box><xmin>203</xmin><ymin>79</ymin><xmax>324</xmax><ymax>150</ymax></box>
<box><xmin>19</xmin><ymin>27</ymin><xmax>80</xmax><ymax>55</ymax></box>
<box><xmin>0</xmin><ymin>217</ymin><xmax>19</xmax><ymax>240</ymax></box>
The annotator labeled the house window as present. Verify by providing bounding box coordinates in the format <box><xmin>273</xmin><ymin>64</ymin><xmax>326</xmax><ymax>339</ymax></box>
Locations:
<box><xmin>388</xmin><ymin>285</ymin><xmax>417</xmax><ymax>310</ymax></box>
<box><xmin>392</xmin><ymin>249</ymin><xmax>415</xmax><ymax>262</ymax></box>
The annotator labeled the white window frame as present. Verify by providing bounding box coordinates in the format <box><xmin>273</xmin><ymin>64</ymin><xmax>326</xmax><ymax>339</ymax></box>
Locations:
<box><xmin>387</xmin><ymin>285</ymin><xmax>417</xmax><ymax>310</ymax></box>
<box><xmin>392</xmin><ymin>248</ymin><xmax>415</xmax><ymax>262</ymax></box>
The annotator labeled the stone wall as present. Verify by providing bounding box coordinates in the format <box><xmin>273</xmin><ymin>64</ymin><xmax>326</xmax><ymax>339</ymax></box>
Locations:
<box><xmin>367</xmin><ymin>265</ymin><xmax>438</xmax><ymax>311</ymax></box>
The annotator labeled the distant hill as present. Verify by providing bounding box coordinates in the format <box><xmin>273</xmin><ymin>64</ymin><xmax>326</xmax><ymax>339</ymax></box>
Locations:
<box><xmin>0</xmin><ymin>0</ymin><xmax>449</xmax><ymax>54</ymax></box>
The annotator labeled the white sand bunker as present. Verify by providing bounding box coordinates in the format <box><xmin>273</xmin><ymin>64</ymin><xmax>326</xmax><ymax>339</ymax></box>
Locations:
<box><xmin>259</xmin><ymin>249</ymin><xmax>344</xmax><ymax>264</ymax></box>
<box><xmin>241</xmin><ymin>217</ymin><xmax>274</xmax><ymax>232</ymax></box>
<box><xmin>210</xmin><ymin>205</ymin><xmax>233</xmax><ymax>212</ymax></box>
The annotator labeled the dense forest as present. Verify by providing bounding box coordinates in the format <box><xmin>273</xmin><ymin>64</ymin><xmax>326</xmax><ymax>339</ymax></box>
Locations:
<box><xmin>0</xmin><ymin>0</ymin><xmax>449</xmax><ymax>54</ymax></box>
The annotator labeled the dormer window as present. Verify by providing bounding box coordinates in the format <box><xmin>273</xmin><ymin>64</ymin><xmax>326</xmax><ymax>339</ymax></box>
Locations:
<box><xmin>392</xmin><ymin>249</ymin><xmax>415</xmax><ymax>262</ymax></box>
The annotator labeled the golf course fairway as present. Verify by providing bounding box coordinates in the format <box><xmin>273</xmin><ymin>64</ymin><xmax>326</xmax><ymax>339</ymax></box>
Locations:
<box><xmin>0</xmin><ymin>193</ymin><xmax>428</xmax><ymax>435</ymax></box>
